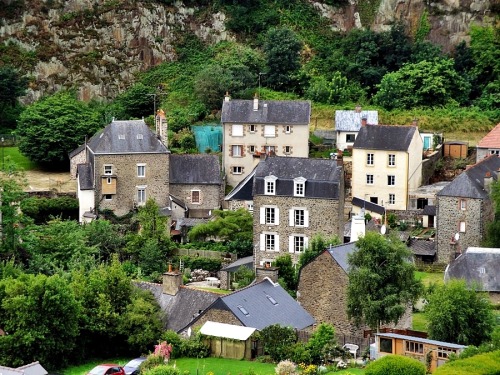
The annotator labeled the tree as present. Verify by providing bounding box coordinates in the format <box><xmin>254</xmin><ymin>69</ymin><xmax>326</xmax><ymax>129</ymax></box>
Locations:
<box><xmin>263</xmin><ymin>27</ymin><xmax>302</xmax><ymax>91</ymax></box>
<box><xmin>188</xmin><ymin>208</ymin><xmax>253</xmax><ymax>243</ymax></box>
<box><xmin>275</xmin><ymin>254</ymin><xmax>297</xmax><ymax>295</ymax></box>
<box><xmin>0</xmin><ymin>66</ymin><xmax>28</xmax><ymax>131</ymax></box>
<box><xmin>306</xmin><ymin>323</ymin><xmax>337</xmax><ymax>364</ymax></box>
<box><xmin>17</xmin><ymin>91</ymin><xmax>102</xmax><ymax>164</ymax></box>
<box><xmin>298</xmin><ymin>234</ymin><xmax>340</xmax><ymax>269</ymax></box>
<box><xmin>425</xmin><ymin>280</ymin><xmax>494</xmax><ymax>346</ymax></box>
<box><xmin>347</xmin><ymin>232</ymin><xmax>422</xmax><ymax>331</ymax></box>
<box><xmin>260</xmin><ymin>324</ymin><xmax>297</xmax><ymax>362</ymax></box>
<box><xmin>365</xmin><ymin>354</ymin><xmax>426</xmax><ymax>375</ymax></box>
<box><xmin>484</xmin><ymin>179</ymin><xmax>500</xmax><ymax>247</ymax></box>
<box><xmin>112</xmin><ymin>82</ymin><xmax>156</xmax><ymax>119</ymax></box>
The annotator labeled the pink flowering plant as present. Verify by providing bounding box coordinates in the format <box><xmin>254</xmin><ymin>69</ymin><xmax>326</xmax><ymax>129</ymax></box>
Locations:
<box><xmin>154</xmin><ymin>341</ymin><xmax>173</xmax><ymax>362</ymax></box>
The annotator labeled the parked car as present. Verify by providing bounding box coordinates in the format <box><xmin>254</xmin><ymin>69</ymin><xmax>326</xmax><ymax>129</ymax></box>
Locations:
<box><xmin>87</xmin><ymin>364</ymin><xmax>125</xmax><ymax>375</ymax></box>
<box><xmin>123</xmin><ymin>358</ymin><xmax>147</xmax><ymax>375</ymax></box>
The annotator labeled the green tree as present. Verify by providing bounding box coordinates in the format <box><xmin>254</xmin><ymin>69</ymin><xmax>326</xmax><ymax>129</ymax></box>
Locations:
<box><xmin>484</xmin><ymin>180</ymin><xmax>500</xmax><ymax>247</ymax></box>
<box><xmin>306</xmin><ymin>323</ymin><xmax>337</xmax><ymax>364</ymax></box>
<box><xmin>275</xmin><ymin>254</ymin><xmax>297</xmax><ymax>295</ymax></box>
<box><xmin>17</xmin><ymin>91</ymin><xmax>102</xmax><ymax>164</ymax></box>
<box><xmin>0</xmin><ymin>273</ymin><xmax>80</xmax><ymax>368</ymax></box>
<box><xmin>0</xmin><ymin>66</ymin><xmax>28</xmax><ymax>131</ymax></box>
<box><xmin>298</xmin><ymin>234</ymin><xmax>340</xmax><ymax>269</ymax></box>
<box><xmin>83</xmin><ymin>219</ymin><xmax>127</xmax><ymax>261</ymax></box>
<box><xmin>260</xmin><ymin>324</ymin><xmax>297</xmax><ymax>362</ymax></box>
<box><xmin>469</xmin><ymin>25</ymin><xmax>500</xmax><ymax>94</ymax></box>
<box><xmin>263</xmin><ymin>28</ymin><xmax>302</xmax><ymax>91</ymax></box>
<box><xmin>425</xmin><ymin>280</ymin><xmax>494</xmax><ymax>346</ymax></box>
<box><xmin>347</xmin><ymin>232</ymin><xmax>422</xmax><ymax>331</ymax></box>
<box><xmin>113</xmin><ymin>82</ymin><xmax>156</xmax><ymax>119</ymax></box>
<box><xmin>188</xmin><ymin>208</ymin><xmax>253</xmax><ymax>243</ymax></box>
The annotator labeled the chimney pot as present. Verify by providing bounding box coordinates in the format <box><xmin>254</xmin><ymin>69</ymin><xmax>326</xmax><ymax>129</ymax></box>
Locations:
<box><xmin>253</xmin><ymin>93</ymin><xmax>259</xmax><ymax>111</ymax></box>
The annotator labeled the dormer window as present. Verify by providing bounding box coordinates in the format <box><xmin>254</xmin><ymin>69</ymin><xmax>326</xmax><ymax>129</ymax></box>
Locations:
<box><xmin>137</xmin><ymin>134</ymin><xmax>143</xmax><ymax>140</ymax></box>
<box><xmin>118</xmin><ymin>134</ymin><xmax>125</xmax><ymax>140</ymax></box>
<box><xmin>264</xmin><ymin>175</ymin><xmax>277</xmax><ymax>195</ymax></box>
<box><xmin>294</xmin><ymin>177</ymin><xmax>306</xmax><ymax>197</ymax></box>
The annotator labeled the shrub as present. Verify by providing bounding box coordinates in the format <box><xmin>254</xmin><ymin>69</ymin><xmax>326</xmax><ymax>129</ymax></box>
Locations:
<box><xmin>20</xmin><ymin>196</ymin><xmax>79</xmax><ymax>224</ymax></box>
<box><xmin>161</xmin><ymin>330</ymin><xmax>183</xmax><ymax>359</ymax></box>
<box><xmin>143</xmin><ymin>364</ymin><xmax>181</xmax><ymax>375</ymax></box>
<box><xmin>365</xmin><ymin>355</ymin><xmax>426</xmax><ymax>375</ymax></box>
<box><xmin>141</xmin><ymin>354</ymin><xmax>168</xmax><ymax>373</ymax></box>
<box><xmin>275</xmin><ymin>360</ymin><xmax>297</xmax><ymax>375</ymax></box>
<box><xmin>179</xmin><ymin>333</ymin><xmax>210</xmax><ymax>358</ymax></box>
<box><xmin>433</xmin><ymin>350</ymin><xmax>500</xmax><ymax>375</ymax></box>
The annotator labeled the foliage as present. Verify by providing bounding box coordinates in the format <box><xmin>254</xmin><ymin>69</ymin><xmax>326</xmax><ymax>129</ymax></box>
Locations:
<box><xmin>414</xmin><ymin>10</ymin><xmax>431</xmax><ymax>43</ymax></box>
<box><xmin>484</xmin><ymin>180</ymin><xmax>500</xmax><ymax>247</ymax></box>
<box><xmin>178</xmin><ymin>332</ymin><xmax>210</xmax><ymax>358</ymax></box>
<box><xmin>260</xmin><ymin>324</ymin><xmax>297</xmax><ymax>362</ymax></box>
<box><xmin>425</xmin><ymin>279</ymin><xmax>494</xmax><ymax>346</ymax></box>
<box><xmin>306</xmin><ymin>323</ymin><xmax>337</xmax><ymax>364</ymax></box>
<box><xmin>233</xmin><ymin>265</ymin><xmax>255</xmax><ymax>288</ymax></box>
<box><xmin>17</xmin><ymin>91</ymin><xmax>103</xmax><ymax>164</ymax></box>
<box><xmin>83</xmin><ymin>219</ymin><xmax>127</xmax><ymax>262</ymax></box>
<box><xmin>176</xmin><ymin>256</ymin><xmax>222</xmax><ymax>273</ymax></box>
<box><xmin>347</xmin><ymin>232</ymin><xmax>423</xmax><ymax>331</ymax></box>
<box><xmin>161</xmin><ymin>330</ymin><xmax>184</xmax><ymax>359</ymax></box>
<box><xmin>275</xmin><ymin>254</ymin><xmax>297</xmax><ymax>293</ymax></box>
<box><xmin>0</xmin><ymin>65</ymin><xmax>28</xmax><ymax>131</ymax></box>
<box><xmin>143</xmin><ymin>364</ymin><xmax>180</xmax><ymax>375</ymax></box>
<box><xmin>365</xmin><ymin>354</ymin><xmax>426</xmax><ymax>375</ymax></box>
<box><xmin>20</xmin><ymin>196</ymin><xmax>79</xmax><ymax>224</ymax></box>
<box><xmin>154</xmin><ymin>341</ymin><xmax>173</xmax><ymax>361</ymax></box>
<box><xmin>298</xmin><ymin>234</ymin><xmax>340</xmax><ymax>269</ymax></box>
<box><xmin>433</xmin><ymin>350</ymin><xmax>500</xmax><ymax>375</ymax></box>
<box><xmin>275</xmin><ymin>360</ymin><xmax>297</xmax><ymax>375</ymax></box>
<box><xmin>112</xmin><ymin>82</ymin><xmax>156</xmax><ymax>119</ymax></box>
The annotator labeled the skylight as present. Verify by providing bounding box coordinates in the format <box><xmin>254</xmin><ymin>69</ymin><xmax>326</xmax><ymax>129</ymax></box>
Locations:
<box><xmin>266</xmin><ymin>295</ymin><xmax>278</xmax><ymax>305</ymax></box>
<box><xmin>237</xmin><ymin>305</ymin><xmax>249</xmax><ymax>315</ymax></box>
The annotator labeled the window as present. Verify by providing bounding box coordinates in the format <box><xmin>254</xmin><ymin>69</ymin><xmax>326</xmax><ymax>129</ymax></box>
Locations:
<box><xmin>346</xmin><ymin>134</ymin><xmax>356</xmax><ymax>143</ymax></box>
<box><xmin>249</xmin><ymin>145</ymin><xmax>256</xmax><ymax>154</ymax></box>
<box><xmin>389</xmin><ymin>193</ymin><xmax>395</xmax><ymax>205</ymax></box>
<box><xmin>231</xmin><ymin>145</ymin><xmax>243</xmax><ymax>157</ymax></box>
<box><xmin>490</xmin><ymin>150</ymin><xmax>500</xmax><ymax>155</ymax></box>
<box><xmin>289</xmin><ymin>208</ymin><xmax>309</xmax><ymax>227</ymax></box>
<box><xmin>291</xmin><ymin>235</ymin><xmax>306</xmax><ymax>253</ymax></box>
<box><xmin>106</xmin><ymin>177</ymin><xmax>112</xmax><ymax>184</ymax></box>
<box><xmin>246</xmin><ymin>201</ymin><xmax>253</xmax><ymax>211</ymax></box>
<box><xmin>388</xmin><ymin>154</ymin><xmax>396</xmax><ymax>166</ymax></box>
<box><xmin>137</xmin><ymin>187</ymin><xmax>146</xmax><ymax>205</ymax></box>
<box><xmin>387</xmin><ymin>175</ymin><xmax>395</xmax><ymax>186</ymax></box>
<box><xmin>249</xmin><ymin>124</ymin><xmax>256</xmax><ymax>133</ymax></box>
<box><xmin>137</xmin><ymin>164</ymin><xmax>146</xmax><ymax>178</ymax></box>
<box><xmin>264</xmin><ymin>175</ymin><xmax>277</xmax><ymax>195</ymax></box>
<box><xmin>191</xmin><ymin>190</ymin><xmax>201</xmax><ymax>204</ymax></box>
<box><xmin>370</xmin><ymin>196</ymin><xmax>378</xmax><ymax>204</ymax></box>
<box><xmin>459</xmin><ymin>221</ymin><xmax>466</xmax><ymax>233</ymax></box>
<box><xmin>264</xmin><ymin>125</ymin><xmax>275</xmax><ymax>137</ymax></box>
<box><xmin>118</xmin><ymin>134</ymin><xmax>125</xmax><ymax>140</ymax></box>
<box><xmin>379</xmin><ymin>338</ymin><xmax>393</xmax><ymax>353</ymax></box>
<box><xmin>367</xmin><ymin>153</ymin><xmax>374</xmax><ymax>165</ymax></box>
<box><xmin>285</xmin><ymin>125</ymin><xmax>291</xmax><ymax>134</ymax></box>
<box><xmin>460</xmin><ymin>199</ymin><xmax>467</xmax><ymax>210</ymax></box>
<box><xmin>136</xmin><ymin>134</ymin><xmax>143</xmax><ymax>140</ymax></box>
<box><xmin>366</xmin><ymin>174</ymin><xmax>374</xmax><ymax>184</ymax></box>
<box><xmin>417</xmin><ymin>198</ymin><xmax>428</xmax><ymax>209</ymax></box>
<box><xmin>265</xmin><ymin>234</ymin><xmax>276</xmax><ymax>251</ymax></box>
<box><xmin>232</xmin><ymin>124</ymin><xmax>243</xmax><ymax>136</ymax></box>
<box><xmin>405</xmin><ymin>341</ymin><xmax>424</xmax><ymax>354</ymax></box>
<box><xmin>284</xmin><ymin>145</ymin><xmax>291</xmax><ymax>154</ymax></box>
<box><xmin>437</xmin><ymin>347</ymin><xmax>456</xmax><ymax>359</ymax></box>
<box><xmin>105</xmin><ymin>194</ymin><xmax>112</xmax><ymax>200</ymax></box>
<box><xmin>265</xmin><ymin>207</ymin><xmax>276</xmax><ymax>225</ymax></box>
<box><xmin>104</xmin><ymin>165</ymin><xmax>113</xmax><ymax>175</ymax></box>
<box><xmin>264</xmin><ymin>145</ymin><xmax>275</xmax><ymax>155</ymax></box>
<box><xmin>294</xmin><ymin>177</ymin><xmax>306</xmax><ymax>197</ymax></box>
<box><xmin>232</xmin><ymin>166</ymin><xmax>243</xmax><ymax>174</ymax></box>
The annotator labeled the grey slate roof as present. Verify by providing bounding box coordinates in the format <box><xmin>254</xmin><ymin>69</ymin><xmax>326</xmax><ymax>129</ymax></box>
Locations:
<box><xmin>351</xmin><ymin>197</ymin><xmax>385</xmax><ymax>215</ymax></box>
<box><xmin>169</xmin><ymin>194</ymin><xmax>188</xmax><ymax>209</ymax></box>
<box><xmin>422</xmin><ymin>205</ymin><xmax>436</xmax><ymax>216</ymax></box>
<box><xmin>225</xmin><ymin>168</ymin><xmax>255</xmax><ymax>201</ymax></box>
<box><xmin>0</xmin><ymin>362</ymin><xmax>48</xmax><ymax>375</ymax></box>
<box><xmin>253</xmin><ymin>157</ymin><xmax>342</xmax><ymax>199</ymax></box>
<box><xmin>87</xmin><ymin>120</ymin><xmax>168</xmax><ymax>154</ymax></box>
<box><xmin>335</xmin><ymin>110</ymin><xmax>378</xmax><ymax>132</ymax></box>
<box><xmin>77</xmin><ymin>163</ymin><xmax>93</xmax><ymax>190</ymax></box>
<box><xmin>169</xmin><ymin>154</ymin><xmax>221</xmax><ymax>185</ymax></box>
<box><xmin>444</xmin><ymin>247</ymin><xmax>500</xmax><ymax>292</ymax></box>
<box><xmin>221</xmin><ymin>256</ymin><xmax>254</xmax><ymax>272</ymax></box>
<box><xmin>353</xmin><ymin>125</ymin><xmax>417</xmax><ymax>151</ymax></box>
<box><xmin>221</xmin><ymin>99</ymin><xmax>311</xmax><ymax>125</ymax></box>
<box><xmin>375</xmin><ymin>333</ymin><xmax>466</xmax><ymax>350</ymax></box>
<box><xmin>326</xmin><ymin>242</ymin><xmax>358</xmax><ymax>273</ymax></box>
<box><xmin>437</xmin><ymin>155</ymin><xmax>500</xmax><ymax>199</ymax></box>
<box><xmin>69</xmin><ymin>143</ymin><xmax>85</xmax><ymax>158</ymax></box>
<box><xmin>409</xmin><ymin>239</ymin><xmax>436</xmax><ymax>256</ymax></box>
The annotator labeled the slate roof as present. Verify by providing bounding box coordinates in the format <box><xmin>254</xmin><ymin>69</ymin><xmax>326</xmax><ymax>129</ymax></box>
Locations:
<box><xmin>69</xmin><ymin>143</ymin><xmax>85</xmax><ymax>159</ymax></box>
<box><xmin>77</xmin><ymin>163</ymin><xmax>93</xmax><ymax>190</ymax></box>
<box><xmin>409</xmin><ymin>239</ymin><xmax>436</xmax><ymax>256</ymax></box>
<box><xmin>326</xmin><ymin>242</ymin><xmax>358</xmax><ymax>273</ymax></box>
<box><xmin>185</xmin><ymin>278</ymin><xmax>315</xmax><ymax>331</ymax></box>
<box><xmin>437</xmin><ymin>155</ymin><xmax>500</xmax><ymax>199</ymax></box>
<box><xmin>351</xmin><ymin>197</ymin><xmax>385</xmax><ymax>215</ymax></box>
<box><xmin>225</xmin><ymin>168</ymin><xmax>255</xmax><ymax>201</ymax></box>
<box><xmin>221</xmin><ymin>256</ymin><xmax>254</xmax><ymax>272</ymax></box>
<box><xmin>477</xmin><ymin>123</ymin><xmax>500</xmax><ymax>148</ymax></box>
<box><xmin>422</xmin><ymin>205</ymin><xmax>436</xmax><ymax>216</ymax></box>
<box><xmin>253</xmin><ymin>157</ymin><xmax>342</xmax><ymax>199</ymax></box>
<box><xmin>353</xmin><ymin>125</ymin><xmax>417</xmax><ymax>151</ymax></box>
<box><xmin>335</xmin><ymin>110</ymin><xmax>379</xmax><ymax>132</ymax></box>
<box><xmin>375</xmin><ymin>333</ymin><xmax>466</xmax><ymax>350</ymax></box>
<box><xmin>169</xmin><ymin>154</ymin><xmax>221</xmax><ymax>185</ymax></box>
<box><xmin>221</xmin><ymin>99</ymin><xmax>311</xmax><ymax>125</ymax></box>
<box><xmin>444</xmin><ymin>247</ymin><xmax>500</xmax><ymax>292</ymax></box>
<box><xmin>0</xmin><ymin>362</ymin><xmax>48</xmax><ymax>375</ymax></box>
<box><xmin>87</xmin><ymin>120</ymin><xmax>168</xmax><ymax>154</ymax></box>
<box><xmin>169</xmin><ymin>194</ymin><xmax>188</xmax><ymax>210</ymax></box>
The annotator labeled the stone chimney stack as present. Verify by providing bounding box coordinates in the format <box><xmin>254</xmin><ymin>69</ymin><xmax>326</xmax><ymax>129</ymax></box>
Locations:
<box><xmin>255</xmin><ymin>264</ymin><xmax>279</xmax><ymax>283</ymax></box>
<box><xmin>162</xmin><ymin>264</ymin><xmax>183</xmax><ymax>296</ymax></box>
<box><xmin>253</xmin><ymin>93</ymin><xmax>259</xmax><ymax>111</ymax></box>
<box><xmin>155</xmin><ymin>109</ymin><xmax>168</xmax><ymax>147</ymax></box>
<box><xmin>224</xmin><ymin>91</ymin><xmax>230</xmax><ymax>102</ymax></box>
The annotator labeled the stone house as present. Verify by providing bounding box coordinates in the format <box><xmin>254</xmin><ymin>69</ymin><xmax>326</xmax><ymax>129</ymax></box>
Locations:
<box><xmin>179</xmin><ymin>277</ymin><xmax>315</xmax><ymax>334</ymax></box>
<box><xmin>221</xmin><ymin>94</ymin><xmax>311</xmax><ymax>188</ymax></box>
<box><xmin>335</xmin><ymin>106</ymin><xmax>378</xmax><ymax>152</ymax></box>
<box><xmin>252</xmin><ymin>156</ymin><xmax>344</xmax><ymax>267</ymax></box>
<box><xmin>476</xmin><ymin>122</ymin><xmax>500</xmax><ymax>162</ymax></box>
<box><xmin>436</xmin><ymin>155</ymin><xmax>500</xmax><ymax>264</ymax></box>
<box><xmin>352</xmin><ymin>125</ymin><xmax>423</xmax><ymax>211</ymax></box>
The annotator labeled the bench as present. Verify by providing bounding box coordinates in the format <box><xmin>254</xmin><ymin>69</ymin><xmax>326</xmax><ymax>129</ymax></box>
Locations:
<box><xmin>342</xmin><ymin>344</ymin><xmax>359</xmax><ymax>359</ymax></box>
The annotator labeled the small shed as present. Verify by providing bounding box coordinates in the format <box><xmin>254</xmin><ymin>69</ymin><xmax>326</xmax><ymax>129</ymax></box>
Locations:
<box><xmin>200</xmin><ymin>321</ymin><xmax>257</xmax><ymax>360</ymax></box>
<box><xmin>443</xmin><ymin>141</ymin><xmax>468</xmax><ymax>159</ymax></box>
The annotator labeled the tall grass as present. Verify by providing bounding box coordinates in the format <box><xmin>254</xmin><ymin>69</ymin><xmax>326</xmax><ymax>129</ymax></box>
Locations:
<box><xmin>2</xmin><ymin>147</ymin><xmax>36</xmax><ymax>171</ymax></box>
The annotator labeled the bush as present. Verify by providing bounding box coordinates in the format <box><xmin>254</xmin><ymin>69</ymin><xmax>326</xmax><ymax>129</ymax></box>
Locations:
<box><xmin>143</xmin><ymin>364</ymin><xmax>180</xmax><ymax>375</ymax></box>
<box><xmin>275</xmin><ymin>360</ymin><xmax>297</xmax><ymax>375</ymax></box>
<box><xmin>433</xmin><ymin>350</ymin><xmax>500</xmax><ymax>375</ymax></box>
<box><xmin>140</xmin><ymin>354</ymin><xmax>168</xmax><ymax>373</ymax></box>
<box><xmin>179</xmin><ymin>333</ymin><xmax>210</xmax><ymax>358</ymax></box>
<box><xmin>20</xmin><ymin>196</ymin><xmax>79</xmax><ymax>224</ymax></box>
<box><xmin>161</xmin><ymin>330</ymin><xmax>183</xmax><ymax>359</ymax></box>
<box><xmin>365</xmin><ymin>355</ymin><xmax>426</xmax><ymax>375</ymax></box>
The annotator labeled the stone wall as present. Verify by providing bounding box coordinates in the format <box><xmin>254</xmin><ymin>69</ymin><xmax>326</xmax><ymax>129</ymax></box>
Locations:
<box><xmin>421</xmin><ymin>145</ymin><xmax>443</xmax><ymax>185</ymax></box>
<box><xmin>189</xmin><ymin>308</ymin><xmax>241</xmax><ymax>331</ymax></box>
<box><xmin>70</xmin><ymin>148</ymin><xmax>86</xmax><ymax>179</ymax></box>
<box><xmin>169</xmin><ymin>183</ymin><xmax>221</xmax><ymax>211</ymax></box>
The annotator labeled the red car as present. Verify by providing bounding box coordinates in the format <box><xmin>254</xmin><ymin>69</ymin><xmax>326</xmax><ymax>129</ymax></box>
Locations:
<box><xmin>87</xmin><ymin>364</ymin><xmax>126</xmax><ymax>375</ymax></box>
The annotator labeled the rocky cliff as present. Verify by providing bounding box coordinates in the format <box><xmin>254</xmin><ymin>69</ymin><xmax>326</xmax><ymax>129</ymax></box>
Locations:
<box><xmin>0</xmin><ymin>0</ymin><xmax>496</xmax><ymax>102</ymax></box>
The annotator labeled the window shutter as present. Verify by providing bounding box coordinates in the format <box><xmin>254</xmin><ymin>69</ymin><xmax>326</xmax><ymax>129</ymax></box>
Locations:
<box><xmin>304</xmin><ymin>210</ymin><xmax>309</xmax><ymax>227</ymax></box>
<box><xmin>260</xmin><ymin>207</ymin><xmax>265</xmax><ymax>224</ymax></box>
<box><xmin>275</xmin><ymin>235</ymin><xmax>280</xmax><ymax>252</ymax></box>
<box><xmin>275</xmin><ymin>208</ymin><xmax>280</xmax><ymax>225</ymax></box>
<box><xmin>304</xmin><ymin>236</ymin><xmax>309</xmax><ymax>250</ymax></box>
<box><xmin>289</xmin><ymin>236</ymin><xmax>294</xmax><ymax>253</ymax></box>
<box><xmin>289</xmin><ymin>209</ymin><xmax>294</xmax><ymax>226</ymax></box>
<box><xmin>260</xmin><ymin>234</ymin><xmax>265</xmax><ymax>251</ymax></box>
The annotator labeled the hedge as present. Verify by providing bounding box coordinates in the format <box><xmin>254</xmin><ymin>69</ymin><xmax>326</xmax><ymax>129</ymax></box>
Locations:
<box><xmin>365</xmin><ymin>355</ymin><xmax>426</xmax><ymax>375</ymax></box>
<box><xmin>433</xmin><ymin>350</ymin><xmax>500</xmax><ymax>375</ymax></box>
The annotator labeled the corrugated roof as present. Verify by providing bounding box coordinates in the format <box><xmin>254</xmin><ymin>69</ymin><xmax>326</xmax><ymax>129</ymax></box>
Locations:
<box><xmin>437</xmin><ymin>155</ymin><xmax>500</xmax><ymax>199</ymax></box>
<box><xmin>477</xmin><ymin>123</ymin><xmax>500</xmax><ymax>148</ymax></box>
<box><xmin>335</xmin><ymin>110</ymin><xmax>379</xmax><ymax>132</ymax></box>
<box><xmin>221</xmin><ymin>99</ymin><xmax>311</xmax><ymax>125</ymax></box>
<box><xmin>376</xmin><ymin>332</ymin><xmax>467</xmax><ymax>349</ymax></box>
<box><xmin>200</xmin><ymin>321</ymin><xmax>256</xmax><ymax>340</ymax></box>
<box><xmin>87</xmin><ymin>120</ymin><xmax>168</xmax><ymax>154</ymax></box>
<box><xmin>353</xmin><ymin>125</ymin><xmax>417</xmax><ymax>151</ymax></box>
<box><xmin>169</xmin><ymin>154</ymin><xmax>221</xmax><ymax>185</ymax></box>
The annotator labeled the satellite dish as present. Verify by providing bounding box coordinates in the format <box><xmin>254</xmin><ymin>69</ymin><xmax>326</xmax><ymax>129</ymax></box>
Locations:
<box><xmin>380</xmin><ymin>224</ymin><xmax>387</xmax><ymax>235</ymax></box>
<box><xmin>454</xmin><ymin>232</ymin><xmax>460</xmax><ymax>241</ymax></box>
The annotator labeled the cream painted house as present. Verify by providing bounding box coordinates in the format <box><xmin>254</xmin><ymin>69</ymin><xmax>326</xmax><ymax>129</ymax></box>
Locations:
<box><xmin>351</xmin><ymin>125</ymin><xmax>423</xmax><ymax>211</ymax></box>
<box><xmin>221</xmin><ymin>94</ymin><xmax>310</xmax><ymax>188</ymax></box>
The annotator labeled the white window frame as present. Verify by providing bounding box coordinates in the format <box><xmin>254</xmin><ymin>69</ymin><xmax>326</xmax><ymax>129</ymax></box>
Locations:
<box><xmin>249</xmin><ymin>124</ymin><xmax>256</xmax><ymax>133</ymax></box>
<box><xmin>264</xmin><ymin>125</ymin><xmax>276</xmax><ymax>137</ymax></box>
<box><xmin>191</xmin><ymin>190</ymin><xmax>201</xmax><ymax>204</ymax></box>
<box><xmin>289</xmin><ymin>208</ymin><xmax>309</xmax><ymax>227</ymax></box>
<box><xmin>232</xmin><ymin>124</ymin><xmax>243</xmax><ymax>136</ymax></box>
<box><xmin>460</xmin><ymin>199</ymin><xmax>466</xmax><ymax>210</ymax></box>
<box><xmin>367</xmin><ymin>153</ymin><xmax>374</xmax><ymax>165</ymax></box>
<box><xmin>388</xmin><ymin>175</ymin><xmax>395</xmax><ymax>186</ymax></box>
<box><xmin>389</xmin><ymin>193</ymin><xmax>395</xmax><ymax>205</ymax></box>
<box><xmin>246</xmin><ymin>201</ymin><xmax>254</xmax><ymax>212</ymax></box>
<box><xmin>289</xmin><ymin>235</ymin><xmax>308</xmax><ymax>253</ymax></box>
<box><xmin>260</xmin><ymin>205</ymin><xmax>279</xmax><ymax>225</ymax></box>
<box><xmin>232</xmin><ymin>166</ymin><xmax>243</xmax><ymax>175</ymax></box>
<box><xmin>285</xmin><ymin>125</ymin><xmax>291</xmax><ymax>134</ymax></box>
<box><xmin>388</xmin><ymin>154</ymin><xmax>396</xmax><ymax>167</ymax></box>
<box><xmin>294</xmin><ymin>177</ymin><xmax>306</xmax><ymax>197</ymax></box>
<box><xmin>260</xmin><ymin>232</ymin><xmax>279</xmax><ymax>252</ymax></box>
<box><xmin>264</xmin><ymin>175</ymin><xmax>277</xmax><ymax>195</ymax></box>
<box><xmin>104</xmin><ymin>165</ymin><xmax>113</xmax><ymax>175</ymax></box>
<box><xmin>264</xmin><ymin>145</ymin><xmax>275</xmax><ymax>155</ymax></box>
<box><xmin>459</xmin><ymin>221</ymin><xmax>466</xmax><ymax>233</ymax></box>
<box><xmin>137</xmin><ymin>164</ymin><xmax>146</xmax><ymax>178</ymax></box>
<box><xmin>346</xmin><ymin>133</ymin><xmax>356</xmax><ymax>143</ymax></box>
<box><xmin>104</xmin><ymin>194</ymin><xmax>112</xmax><ymax>200</ymax></box>
<box><xmin>366</xmin><ymin>174</ymin><xmax>374</xmax><ymax>185</ymax></box>
<box><xmin>136</xmin><ymin>186</ymin><xmax>146</xmax><ymax>205</ymax></box>
<box><xmin>232</xmin><ymin>145</ymin><xmax>243</xmax><ymax>157</ymax></box>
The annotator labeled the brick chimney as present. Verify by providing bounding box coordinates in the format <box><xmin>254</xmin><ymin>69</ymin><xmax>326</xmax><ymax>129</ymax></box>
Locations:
<box><xmin>162</xmin><ymin>264</ymin><xmax>183</xmax><ymax>295</ymax></box>
<box><xmin>255</xmin><ymin>265</ymin><xmax>279</xmax><ymax>283</ymax></box>
<box><xmin>155</xmin><ymin>109</ymin><xmax>168</xmax><ymax>147</ymax></box>
<box><xmin>253</xmin><ymin>93</ymin><xmax>259</xmax><ymax>111</ymax></box>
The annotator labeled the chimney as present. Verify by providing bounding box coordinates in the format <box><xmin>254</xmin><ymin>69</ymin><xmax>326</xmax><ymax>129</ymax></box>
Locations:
<box><xmin>162</xmin><ymin>266</ymin><xmax>183</xmax><ymax>296</ymax></box>
<box><xmin>361</xmin><ymin>116</ymin><xmax>367</xmax><ymax>127</ymax></box>
<box><xmin>224</xmin><ymin>91</ymin><xmax>230</xmax><ymax>102</ymax></box>
<box><xmin>355</xmin><ymin>105</ymin><xmax>362</xmax><ymax>113</ymax></box>
<box><xmin>412</xmin><ymin>118</ymin><xmax>418</xmax><ymax>127</ymax></box>
<box><xmin>484</xmin><ymin>171</ymin><xmax>493</xmax><ymax>193</ymax></box>
<box><xmin>155</xmin><ymin>109</ymin><xmax>168</xmax><ymax>147</ymax></box>
<box><xmin>253</xmin><ymin>93</ymin><xmax>259</xmax><ymax>111</ymax></box>
<box><xmin>255</xmin><ymin>264</ymin><xmax>279</xmax><ymax>283</ymax></box>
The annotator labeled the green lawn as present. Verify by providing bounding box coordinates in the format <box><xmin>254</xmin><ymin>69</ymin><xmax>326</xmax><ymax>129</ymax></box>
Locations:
<box><xmin>412</xmin><ymin>311</ymin><xmax>428</xmax><ymax>332</ymax></box>
<box><xmin>415</xmin><ymin>271</ymin><xmax>444</xmax><ymax>286</ymax></box>
<box><xmin>62</xmin><ymin>359</ymin><xmax>130</xmax><ymax>375</ymax></box>
<box><xmin>2</xmin><ymin>147</ymin><xmax>36</xmax><ymax>170</ymax></box>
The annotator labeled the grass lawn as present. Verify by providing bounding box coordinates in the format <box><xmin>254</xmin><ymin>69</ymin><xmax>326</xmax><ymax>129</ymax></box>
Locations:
<box><xmin>172</xmin><ymin>357</ymin><xmax>276</xmax><ymax>375</ymax></box>
<box><xmin>414</xmin><ymin>271</ymin><xmax>444</xmax><ymax>287</ymax></box>
<box><xmin>62</xmin><ymin>358</ymin><xmax>130</xmax><ymax>375</ymax></box>
<box><xmin>412</xmin><ymin>311</ymin><xmax>428</xmax><ymax>332</ymax></box>
<box><xmin>2</xmin><ymin>147</ymin><xmax>36</xmax><ymax>171</ymax></box>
